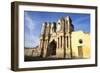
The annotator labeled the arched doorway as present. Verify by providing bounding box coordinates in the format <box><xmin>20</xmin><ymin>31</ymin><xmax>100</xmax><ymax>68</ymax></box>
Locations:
<box><xmin>47</xmin><ymin>40</ymin><xmax>57</xmax><ymax>57</ymax></box>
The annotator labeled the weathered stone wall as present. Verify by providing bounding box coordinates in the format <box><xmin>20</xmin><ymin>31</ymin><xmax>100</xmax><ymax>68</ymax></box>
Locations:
<box><xmin>24</xmin><ymin>48</ymin><xmax>41</xmax><ymax>57</ymax></box>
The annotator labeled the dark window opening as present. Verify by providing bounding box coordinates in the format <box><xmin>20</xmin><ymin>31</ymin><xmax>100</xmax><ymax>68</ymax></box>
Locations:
<box><xmin>67</xmin><ymin>36</ymin><xmax>68</xmax><ymax>48</ymax></box>
<box><xmin>61</xmin><ymin>36</ymin><xmax>62</xmax><ymax>48</ymax></box>
<box><xmin>58</xmin><ymin>38</ymin><xmax>59</xmax><ymax>48</ymax></box>
<box><xmin>79</xmin><ymin>39</ymin><xmax>83</xmax><ymax>44</ymax></box>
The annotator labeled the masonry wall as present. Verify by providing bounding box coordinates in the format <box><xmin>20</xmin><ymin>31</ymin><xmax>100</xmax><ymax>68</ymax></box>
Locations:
<box><xmin>71</xmin><ymin>31</ymin><xmax>90</xmax><ymax>58</ymax></box>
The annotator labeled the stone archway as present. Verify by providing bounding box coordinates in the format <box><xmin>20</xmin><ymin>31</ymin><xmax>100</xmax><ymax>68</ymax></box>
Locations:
<box><xmin>47</xmin><ymin>40</ymin><xmax>57</xmax><ymax>57</ymax></box>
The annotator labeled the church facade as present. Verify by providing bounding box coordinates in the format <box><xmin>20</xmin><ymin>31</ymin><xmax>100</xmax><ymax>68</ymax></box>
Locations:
<box><xmin>39</xmin><ymin>16</ymin><xmax>90</xmax><ymax>59</ymax></box>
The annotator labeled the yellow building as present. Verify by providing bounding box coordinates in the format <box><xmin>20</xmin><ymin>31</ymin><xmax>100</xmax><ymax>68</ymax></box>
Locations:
<box><xmin>39</xmin><ymin>16</ymin><xmax>90</xmax><ymax>59</ymax></box>
<box><xmin>71</xmin><ymin>31</ymin><xmax>90</xmax><ymax>58</ymax></box>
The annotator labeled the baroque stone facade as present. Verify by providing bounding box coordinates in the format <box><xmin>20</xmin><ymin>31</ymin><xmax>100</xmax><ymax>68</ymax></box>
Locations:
<box><xmin>25</xmin><ymin>16</ymin><xmax>90</xmax><ymax>59</ymax></box>
<box><xmin>39</xmin><ymin>16</ymin><xmax>90</xmax><ymax>58</ymax></box>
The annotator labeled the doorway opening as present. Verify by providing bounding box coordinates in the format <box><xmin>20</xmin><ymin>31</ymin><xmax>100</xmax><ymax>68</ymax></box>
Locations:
<box><xmin>47</xmin><ymin>40</ymin><xmax>57</xmax><ymax>57</ymax></box>
<box><xmin>78</xmin><ymin>46</ymin><xmax>83</xmax><ymax>58</ymax></box>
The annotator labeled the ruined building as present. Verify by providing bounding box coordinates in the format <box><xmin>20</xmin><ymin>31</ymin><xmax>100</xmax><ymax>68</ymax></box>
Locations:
<box><xmin>39</xmin><ymin>16</ymin><xmax>90</xmax><ymax>59</ymax></box>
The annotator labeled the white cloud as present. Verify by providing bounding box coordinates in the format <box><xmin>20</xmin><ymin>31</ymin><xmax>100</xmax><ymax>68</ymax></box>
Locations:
<box><xmin>24</xmin><ymin>35</ymin><xmax>39</xmax><ymax>48</ymax></box>
<box><xmin>25</xmin><ymin>13</ymin><xmax>35</xmax><ymax>31</ymax></box>
<box><xmin>24</xmin><ymin>12</ymin><xmax>40</xmax><ymax>48</ymax></box>
<box><xmin>73</xmin><ymin>16</ymin><xmax>89</xmax><ymax>24</ymax></box>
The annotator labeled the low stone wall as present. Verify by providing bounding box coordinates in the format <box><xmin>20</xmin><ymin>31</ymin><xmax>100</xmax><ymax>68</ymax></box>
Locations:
<box><xmin>24</xmin><ymin>48</ymin><xmax>41</xmax><ymax>57</ymax></box>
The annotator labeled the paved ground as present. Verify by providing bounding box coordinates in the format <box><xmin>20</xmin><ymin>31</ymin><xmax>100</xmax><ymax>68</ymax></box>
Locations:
<box><xmin>24</xmin><ymin>56</ymin><xmax>87</xmax><ymax>61</ymax></box>
<box><xmin>24</xmin><ymin>56</ymin><xmax>66</xmax><ymax>61</ymax></box>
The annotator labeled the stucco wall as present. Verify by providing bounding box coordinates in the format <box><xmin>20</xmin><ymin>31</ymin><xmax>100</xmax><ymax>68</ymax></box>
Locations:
<box><xmin>71</xmin><ymin>31</ymin><xmax>90</xmax><ymax>58</ymax></box>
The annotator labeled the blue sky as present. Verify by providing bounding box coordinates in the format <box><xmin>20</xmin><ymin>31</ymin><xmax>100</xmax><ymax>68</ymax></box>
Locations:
<box><xmin>24</xmin><ymin>11</ymin><xmax>90</xmax><ymax>48</ymax></box>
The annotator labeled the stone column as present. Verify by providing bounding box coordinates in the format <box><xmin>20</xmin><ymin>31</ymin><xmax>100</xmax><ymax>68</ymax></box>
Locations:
<box><xmin>62</xmin><ymin>36</ymin><xmax>64</xmax><ymax>49</ymax></box>
<box><xmin>46</xmin><ymin>40</ymin><xmax>49</xmax><ymax>57</ymax></box>
<box><xmin>40</xmin><ymin>40</ymin><xmax>42</xmax><ymax>49</ymax></box>
<box><xmin>43</xmin><ymin>40</ymin><xmax>46</xmax><ymax>57</ymax></box>
<box><xmin>65</xmin><ymin>35</ymin><xmax>70</xmax><ymax>58</ymax></box>
<box><xmin>40</xmin><ymin>39</ymin><xmax>44</xmax><ymax>58</ymax></box>
<box><xmin>62</xmin><ymin>36</ymin><xmax>65</xmax><ymax>58</ymax></box>
<box><xmin>59</xmin><ymin>37</ymin><xmax>61</xmax><ymax>49</ymax></box>
<box><xmin>68</xmin><ymin>34</ymin><xmax>72</xmax><ymax>58</ymax></box>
